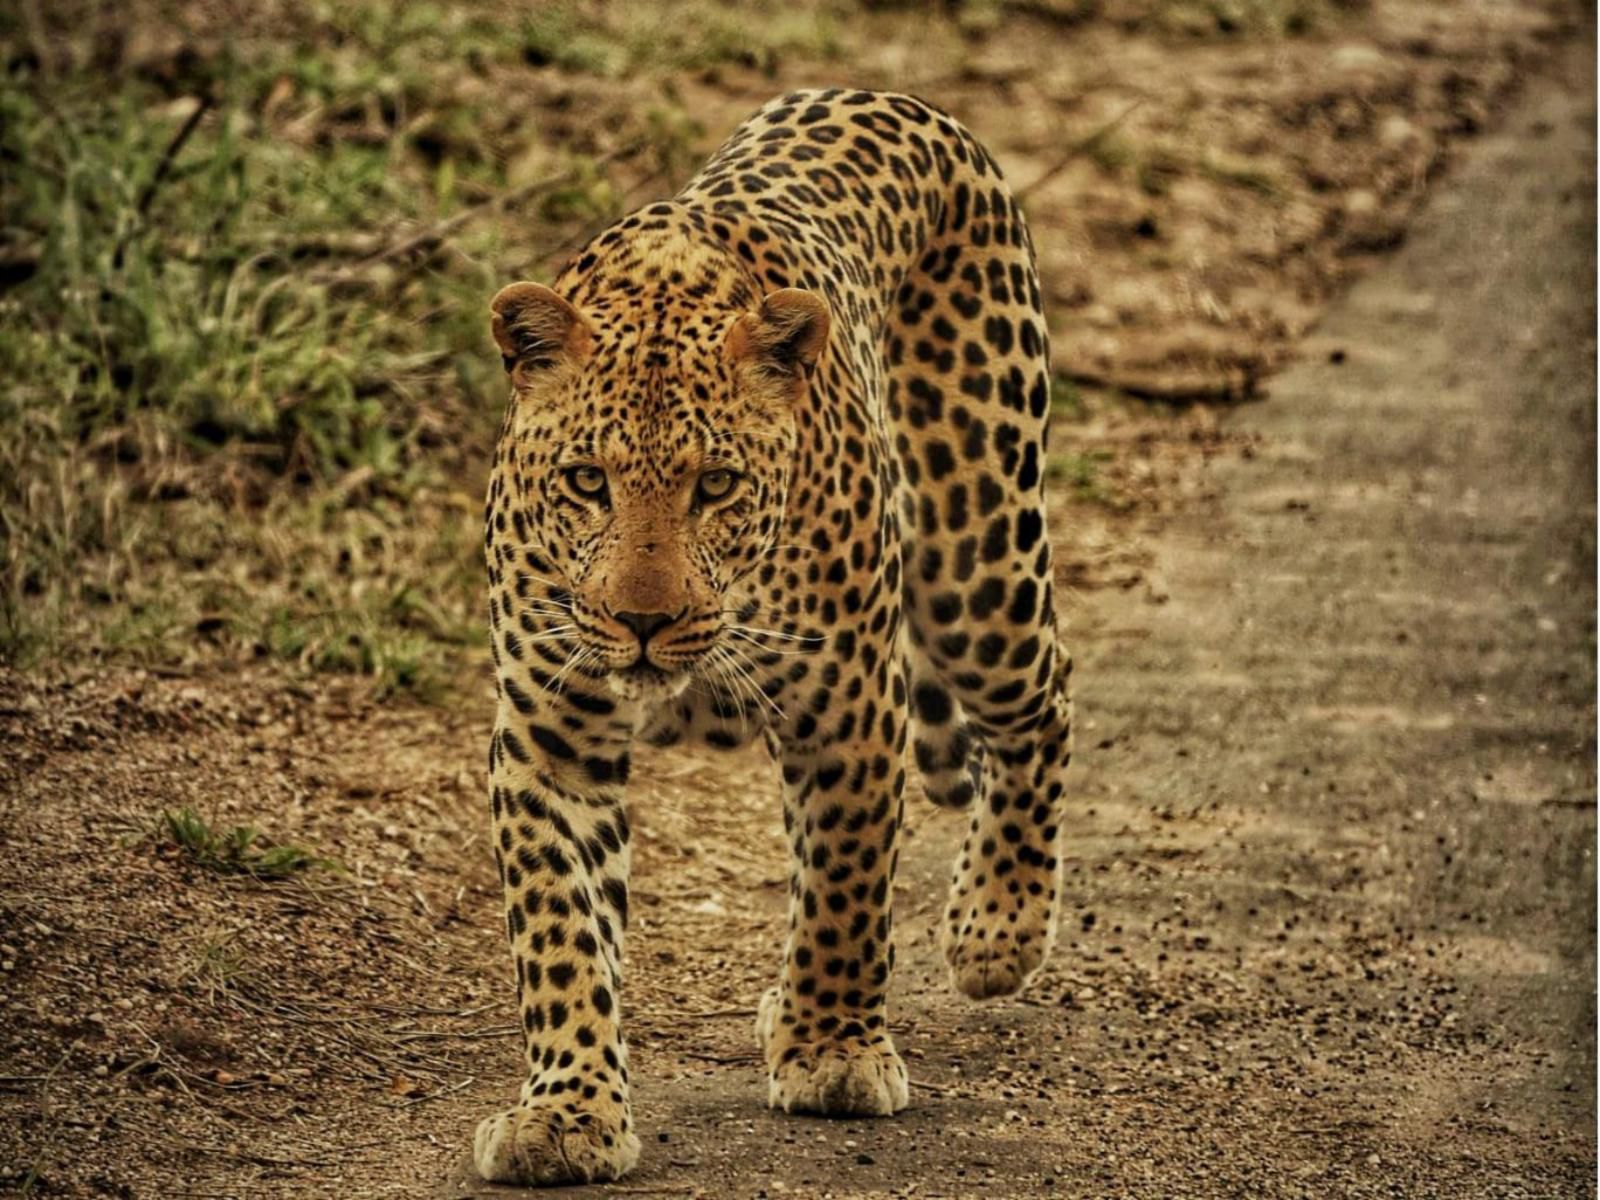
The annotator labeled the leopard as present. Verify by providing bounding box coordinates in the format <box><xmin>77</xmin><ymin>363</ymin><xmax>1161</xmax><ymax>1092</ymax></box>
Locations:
<box><xmin>473</xmin><ymin>87</ymin><xmax>1074</xmax><ymax>1186</ymax></box>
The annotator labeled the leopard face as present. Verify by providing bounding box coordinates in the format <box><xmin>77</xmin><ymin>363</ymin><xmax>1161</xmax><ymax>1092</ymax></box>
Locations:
<box><xmin>488</xmin><ymin>244</ymin><xmax>829</xmax><ymax>704</ymax></box>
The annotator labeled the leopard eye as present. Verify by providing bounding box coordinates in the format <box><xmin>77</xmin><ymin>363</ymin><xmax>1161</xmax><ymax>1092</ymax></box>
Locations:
<box><xmin>697</xmin><ymin>469</ymin><xmax>738</xmax><ymax>504</ymax></box>
<box><xmin>566</xmin><ymin>466</ymin><xmax>607</xmax><ymax>499</ymax></box>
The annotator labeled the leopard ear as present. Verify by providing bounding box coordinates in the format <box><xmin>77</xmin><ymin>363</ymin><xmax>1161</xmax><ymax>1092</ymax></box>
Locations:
<box><xmin>490</xmin><ymin>282</ymin><xmax>592</xmax><ymax>383</ymax></box>
<box><xmin>725</xmin><ymin>288</ymin><xmax>831</xmax><ymax>383</ymax></box>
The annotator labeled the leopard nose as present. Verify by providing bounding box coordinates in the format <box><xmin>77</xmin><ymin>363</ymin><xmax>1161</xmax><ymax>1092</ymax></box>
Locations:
<box><xmin>613</xmin><ymin>609</ymin><xmax>677</xmax><ymax>645</ymax></box>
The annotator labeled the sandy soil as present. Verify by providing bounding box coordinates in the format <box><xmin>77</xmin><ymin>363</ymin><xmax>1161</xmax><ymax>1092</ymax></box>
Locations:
<box><xmin>2</xmin><ymin>22</ymin><xmax>1595</xmax><ymax>1200</ymax></box>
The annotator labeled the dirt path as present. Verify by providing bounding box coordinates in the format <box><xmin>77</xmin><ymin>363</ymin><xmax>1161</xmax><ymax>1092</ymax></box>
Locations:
<box><xmin>438</xmin><ymin>40</ymin><xmax>1596</xmax><ymax>1200</ymax></box>
<box><xmin>2</xmin><ymin>32</ymin><xmax>1594</xmax><ymax>1200</ymax></box>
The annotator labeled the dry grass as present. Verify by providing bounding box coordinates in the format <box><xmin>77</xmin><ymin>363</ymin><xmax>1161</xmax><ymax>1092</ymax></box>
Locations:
<box><xmin>0</xmin><ymin>0</ymin><xmax>754</xmax><ymax>690</ymax></box>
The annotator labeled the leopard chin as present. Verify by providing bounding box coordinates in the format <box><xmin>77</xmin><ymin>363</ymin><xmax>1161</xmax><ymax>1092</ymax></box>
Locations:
<box><xmin>605</xmin><ymin>664</ymin><xmax>694</xmax><ymax>704</ymax></box>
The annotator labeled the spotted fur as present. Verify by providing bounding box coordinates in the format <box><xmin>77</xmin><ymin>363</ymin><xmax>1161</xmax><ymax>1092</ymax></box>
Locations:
<box><xmin>474</xmin><ymin>88</ymin><xmax>1074</xmax><ymax>1186</ymax></box>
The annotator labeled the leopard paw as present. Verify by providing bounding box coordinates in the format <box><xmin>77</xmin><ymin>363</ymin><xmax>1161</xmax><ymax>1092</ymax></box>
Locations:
<box><xmin>942</xmin><ymin>879</ymin><xmax>1059</xmax><ymax>999</ymax></box>
<box><xmin>769</xmin><ymin>1038</ymin><xmax>909</xmax><ymax>1116</ymax></box>
<box><xmin>757</xmin><ymin>990</ymin><xmax>908</xmax><ymax>1116</ymax></box>
<box><xmin>473</xmin><ymin>1103</ymin><xmax>640</xmax><ymax>1186</ymax></box>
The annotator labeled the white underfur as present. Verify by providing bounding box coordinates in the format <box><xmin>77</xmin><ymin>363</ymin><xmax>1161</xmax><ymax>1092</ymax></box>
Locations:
<box><xmin>605</xmin><ymin>669</ymin><xmax>693</xmax><ymax>703</ymax></box>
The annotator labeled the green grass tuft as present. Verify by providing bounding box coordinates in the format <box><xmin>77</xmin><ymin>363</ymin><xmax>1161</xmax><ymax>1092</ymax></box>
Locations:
<box><xmin>1046</xmin><ymin>449</ymin><xmax>1131</xmax><ymax>510</ymax></box>
<box><xmin>0</xmin><ymin>2</ymin><xmax>549</xmax><ymax>689</ymax></box>
<box><xmin>159</xmin><ymin>807</ymin><xmax>334</xmax><ymax>879</ymax></box>
<box><xmin>1051</xmin><ymin>372</ymin><xmax>1088</xmax><ymax>422</ymax></box>
<box><xmin>2</xmin><ymin>0</ymin><xmax>859</xmax><ymax>694</ymax></box>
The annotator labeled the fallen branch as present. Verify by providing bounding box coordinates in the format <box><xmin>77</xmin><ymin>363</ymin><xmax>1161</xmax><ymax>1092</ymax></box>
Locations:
<box><xmin>384</xmin><ymin>1075</ymin><xmax>477</xmax><ymax>1109</ymax></box>
<box><xmin>388</xmin><ymin>1024</ymin><xmax>516</xmax><ymax>1044</ymax></box>
<box><xmin>1058</xmin><ymin>365</ymin><xmax>1262</xmax><ymax>404</ymax></box>
<box><xmin>113</xmin><ymin>93</ymin><xmax>214</xmax><ymax>270</ymax></box>
<box><xmin>635</xmin><ymin>1006</ymin><xmax>756</xmax><ymax>1022</ymax></box>
<box><xmin>369</xmin><ymin>1000</ymin><xmax>505</xmax><ymax>1018</ymax></box>
<box><xmin>1016</xmin><ymin>100</ymin><xmax>1146</xmax><ymax>203</ymax></box>
<box><xmin>680</xmin><ymin>1051</ymin><xmax>758</xmax><ymax>1065</ymax></box>
<box><xmin>310</xmin><ymin>139</ymin><xmax>648</xmax><ymax>290</ymax></box>
<box><xmin>183</xmin><ymin>1142</ymin><xmax>337</xmax><ymax>1170</ymax></box>
<box><xmin>541</xmin><ymin>163</ymin><xmax>668</xmax><ymax>269</ymax></box>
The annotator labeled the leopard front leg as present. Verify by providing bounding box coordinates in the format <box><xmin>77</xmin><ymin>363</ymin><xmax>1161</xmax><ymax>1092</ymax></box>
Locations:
<box><xmin>474</xmin><ymin>725</ymin><xmax>639</xmax><ymax>1186</ymax></box>
<box><xmin>758</xmin><ymin>739</ymin><xmax>910</xmax><ymax>1117</ymax></box>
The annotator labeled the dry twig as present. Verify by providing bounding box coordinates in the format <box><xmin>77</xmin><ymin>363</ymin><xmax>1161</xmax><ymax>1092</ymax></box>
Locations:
<box><xmin>310</xmin><ymin>140</ymin><xmax>648</xmax><ymax>290</ymax></box>
<box><xmin>112</xmin><ymin>93</ymin><xmax>214</xmax><ymax>269</ymax></box>
<box><xmin>384</xmin><ymin>1074</ymin><xmax>477</xmax><ymax>1109</ymax></box>
<box><xmin>1016</xmin><ymin>100</ymin><xmax>1146</xmax><ymax>203</ymax></box>
<box><xmin>1059</xmin><ymin>365</ymin><xmax>1261</xmax><ymax>403</ymax></box>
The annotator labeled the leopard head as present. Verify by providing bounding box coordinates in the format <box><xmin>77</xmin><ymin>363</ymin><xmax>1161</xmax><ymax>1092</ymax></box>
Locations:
<box><xmin>486</xmin><ymin>237</ymin><xmax>829</xmax><ymax>705</ymax></box>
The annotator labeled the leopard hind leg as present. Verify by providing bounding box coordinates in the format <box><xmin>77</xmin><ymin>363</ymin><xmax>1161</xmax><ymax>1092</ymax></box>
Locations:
<box><xmin>885</xmin><ymin>125</ymin><xmax>1074</xmax><ymax>1000</ymax></box>
<box><xmin>906</xmin><ymin>640</ymin><xmax>988</xmax><ymax>810</ymax></box>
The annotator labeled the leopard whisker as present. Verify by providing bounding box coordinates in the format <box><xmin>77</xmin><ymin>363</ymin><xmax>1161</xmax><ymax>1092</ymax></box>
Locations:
<box><xmin>521</xmin><ymin>624</ymin><xmax>577</xmax><ymax>646</ymax></box>
<box><xmin>514</xmin><ymin>569</ymin><xmax>571</xmax><ymax>590</ymax></box>
<box><xmin>707</xmin><ymin>646</ymin><xmax>762</xmax><ymax>721</ymax></box>
<box><xmin>549</xmin><ymin>644</ymin><xmax>596</xmax><ymax>697</ymax></box>
<box><xmin>729</xmin><ymin>622</ymin><xmax>825</xmax><ymax>647</ymax></box>
<box><xmin>727</xmin><ymin>628</ymin><xmax>810</xmax><ymax>657</ymax></box>
<box><xmin>702</xmin><ymin>646</ymin><xmax>747</xmax><ymax>713</ymax></box>
<box><xmin>514</xmin><ymin>576</ymin><xmax>575</xmax><ymax>605</ymax></box>
<box><xmin>720</xmin><ymin>643</ymin><xmax>786</xmax><ymax>721</ymax></box>
<box><xmin>515</xmin><ymin>604</ymin><xmax>575</xmax><ymax>624</ymax></box>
